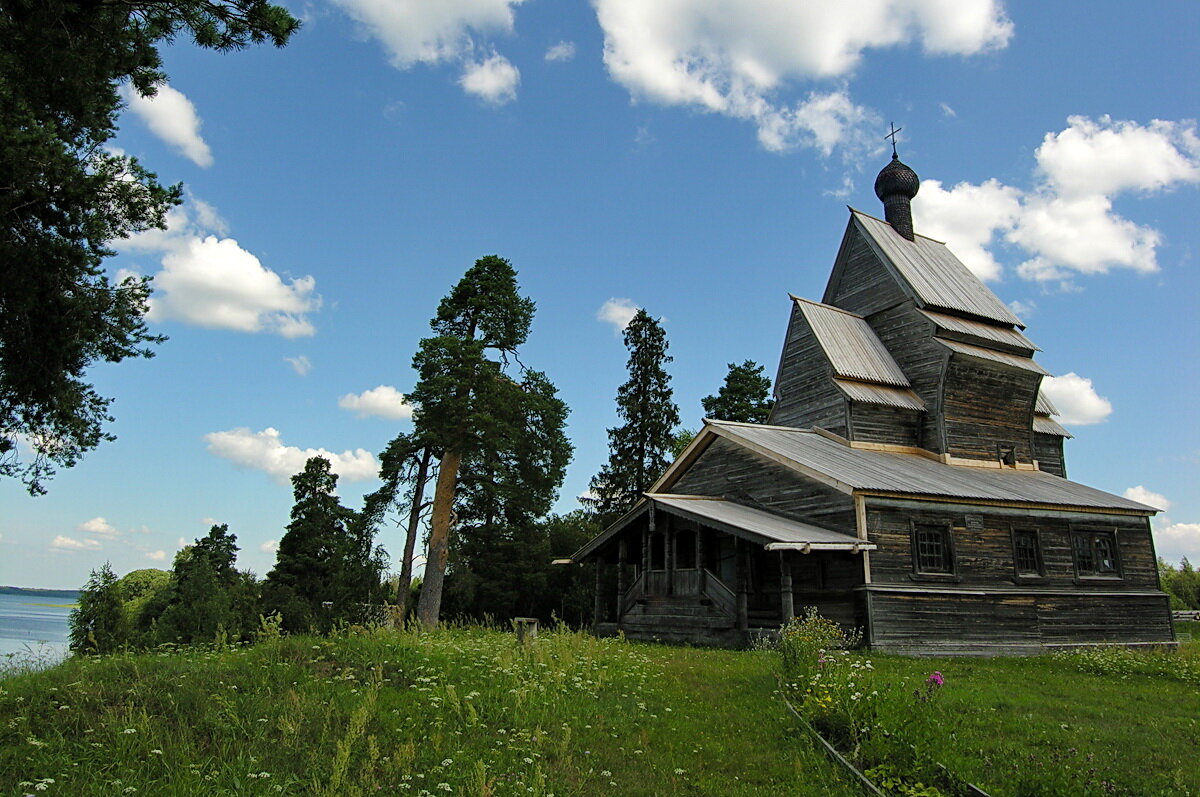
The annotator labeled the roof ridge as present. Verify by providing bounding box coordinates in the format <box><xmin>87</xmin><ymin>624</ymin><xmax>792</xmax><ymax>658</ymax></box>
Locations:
<box><xmin>848</xmin><ymin>206</ymin><xmax>947</xmax><ymax>245</ymax></box>
<box><xmin>789</xmin><ymin>294</ymin><xmax>866</xmax><ymax>320</ymax></box>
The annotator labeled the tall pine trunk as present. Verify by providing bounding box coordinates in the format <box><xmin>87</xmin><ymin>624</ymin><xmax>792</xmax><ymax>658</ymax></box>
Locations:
<box><xmin>416</xmin><ymin>448</ymin><xmax>462</xmax><ymax>628</ymax></box>
<box><xmin>396</xmin><ymin>447</ymin><xmax>432</xmax><ymax>619</ymax></box>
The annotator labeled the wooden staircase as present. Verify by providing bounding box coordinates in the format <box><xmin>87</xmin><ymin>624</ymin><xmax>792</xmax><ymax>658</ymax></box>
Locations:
<box><xmin>619</xmin><ymin>595</ymin><xmax>739</xmax><ymax>645</ymax></box>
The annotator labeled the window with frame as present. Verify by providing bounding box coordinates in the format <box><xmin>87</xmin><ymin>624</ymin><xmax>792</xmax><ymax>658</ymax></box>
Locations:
<box><xmin>1012</xmin><ymin>529</ymin><xmax>1041</xmax><ymax>575</ymax></box>
<box><xmin>913</xmin><ymin>521</ymin><xmax>954</xmax><ymax>574</ymax></box>
<box><xmin>1072</xmin><ymin>529</ymin><xmax>1119</xmax><ymax>577</ymax></box>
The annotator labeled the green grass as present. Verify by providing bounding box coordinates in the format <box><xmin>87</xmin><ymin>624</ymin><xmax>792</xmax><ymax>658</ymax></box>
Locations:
<box><xmin>4</xmin><ymin>627</ymin><xmax>1197</xmax><ymax>796</ymax></box>
<box><xmin>0</xmin><ymin>626</ymin><xmax>852</xmax><ymax>796</ymax></box>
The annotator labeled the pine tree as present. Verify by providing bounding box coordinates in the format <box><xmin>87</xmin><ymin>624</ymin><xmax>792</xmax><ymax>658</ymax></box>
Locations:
<box><xmin>155</xmin><ymin>523</ymin><xmax>258</xmax><ymax>644</ymax></box>
<box><xmin>358</xmin><ymin>432</ymin><xmax>436</xmax><ymax>620</ymax></box>
<box><xmin>408</xmin><ymin>255</ymin><xmax>569</xmax><ymax>627</ymax></box>
<box><xmin>589</xmin><ymin>309</ymin><xmax>680</xmax><ymax>526</ymax></box>
<box><xmin>701</xmin><ymin>360</ymin><xmax>773</xmax><ymax>423</ymax></box>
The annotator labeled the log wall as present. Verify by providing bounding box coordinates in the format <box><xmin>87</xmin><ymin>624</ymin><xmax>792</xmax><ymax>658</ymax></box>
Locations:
<box><xmin>768</xmin><ymin>305</ymin><xmax>848</xmax><ymax>433</ymax></box>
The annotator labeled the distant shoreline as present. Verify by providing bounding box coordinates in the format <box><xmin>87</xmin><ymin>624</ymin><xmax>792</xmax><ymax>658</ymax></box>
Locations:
<box><xmin>0</xmin><ymin>586</ymin><xmax>81</xmax><ymax>600</ymax></box>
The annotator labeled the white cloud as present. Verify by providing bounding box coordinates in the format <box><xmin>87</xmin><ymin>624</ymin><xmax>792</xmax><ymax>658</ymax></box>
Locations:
<box><xmin>1008</xmin><ymin>299</ymin><xmax>1035</xmax><ymax>318</ymax></box>
<box><xmin>339</xmin><ymin>385</ymin><xmax>414</xmax><ymax>420</ymax></box>
<box><xmin>1123</xmin><ymin>486</ymin><xmax>1170</xmax><ymax>512</ymax></box>
<box><xmin>260</xmin><ymin>539</ymin><xmax>280</xmax><ymax>553</ymax></box>
<box><xmin>334</xmin><ymin>0</ymin><xmax>526</xmax><ymax>103</ymax></box>
<box><xmin>116</xmin><ymin>201</ymin><xmax>320</xmax><ymax>337</ymax></box>
<box><xmin>78</xmin><ymin>517</ymin><xmax>120</xmax><ymax>538</ymax></box>
<box><xmin>1039</xmin><ymin>373</ymin><xmax>1112</xmax><ymax>426</ymax></box>
<box><xmin>594</xmin><ymin>0</ymin><xmax>1009</xmax><ymax>153</ymax></box>
<box><xmin>460</xmin><ymin>54</ymin><xmax>520</xmax><ymax>105</ymax></box>
<box><xmin>912</xmin><ymin>178</ymin><xmax>1022</xmax><ymax>280</ymax></box>
<box><xmin>940</xmin><ymin>102</ymin><xmax>957</xmax><ymax>118</ymax></box>
<box><xmin>334</xmin><ymin>0</ymin><xmax>525</xmax><ymax>66</ymax></box>
<box><xmin>120</xmin><ymin>83</ymin><xmax>213</xmax><ymax>167</ymax></box>
<box><xmin>145</xmin><ymin>550</ymin><xmax>167</xmax><ymax>562</ymax></box>
<box><xmin>285</xmin><ymin>355</ymin><xmax>313</xmax><ymax>376</ymax></box>
<box><xmin>545</xmin><ymin>41</ymin><xmax>576</xmax><ymax>62</ymax></box>
<box><xmin>910</xmin><ymin>117</ymin><xmax>1200</xmax><ymax>285</ymax></box>
<box><xmin>597</xmin><ymin>298</ymin><xmax>639</xmax><ymax>331</ymax></box>
<box><xmin>204</xmin><ymin>427</ymin><xmax>379</xmax><ymax>484</ymax></box>
<box><xmin>1155</xmin><ymin>521</ymin><xmax>1200</xmax><ymax>564</ymax></box>
<box><xmin>177</xmin><ymin>537</ymin><xmax>188</xmax><ymax>548</ymax></box>
<box><xmin>51</xmin><ymin>535</ymin><xmax>101</xmax><ymax>551</ymax></box>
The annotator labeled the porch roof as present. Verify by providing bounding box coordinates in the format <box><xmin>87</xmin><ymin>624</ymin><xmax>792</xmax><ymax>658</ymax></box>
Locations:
<box><xmin>570</xmin><ymin>493</ymin><xmax>873</xmax><ymax>562</ymax></box>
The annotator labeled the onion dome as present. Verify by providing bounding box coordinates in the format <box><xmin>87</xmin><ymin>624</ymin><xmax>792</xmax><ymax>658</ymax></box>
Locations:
<box><xmin>874</xmin><ymin>153</ymin><xmax>920</xmax><ymax>241</ymax></box>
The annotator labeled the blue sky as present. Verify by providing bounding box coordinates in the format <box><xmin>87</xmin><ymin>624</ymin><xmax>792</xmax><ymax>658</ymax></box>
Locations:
<box><xmin>3</xmin><ymin>0</ymin><xmax>1198</xmax><ymax>589</ymax></box>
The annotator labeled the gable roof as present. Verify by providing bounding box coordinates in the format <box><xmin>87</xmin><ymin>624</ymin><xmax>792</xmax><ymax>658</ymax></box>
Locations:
<box><xmin>918</xmin><ymin>309</ymin><xmax>1039</xmax><ymax>352</ymax></box>
<box><xmin>656</xmin><ymin>420</ymin><xmax>1152</xmax><ymax>514</ymax></box>
<box><xmin>836</xmin><ymin>210</ymin><xmax>1025</xmax><ymax>328</ymax></box>
<box><xmin>792</xmin><ymin>297</ymin><xmax>911</xmax><ymax>387</ymax></box>
<box><xmin>569</xmin><ymin>493</ymin><xmax>873</xmax><ymax>561</ymax></box>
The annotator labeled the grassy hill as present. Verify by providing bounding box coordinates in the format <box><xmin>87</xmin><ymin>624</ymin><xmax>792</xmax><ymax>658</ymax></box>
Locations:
<box><xmin>1</xmin><ymin>625</ymin><xmax>1196</xmax><ymax>795</ymax></box>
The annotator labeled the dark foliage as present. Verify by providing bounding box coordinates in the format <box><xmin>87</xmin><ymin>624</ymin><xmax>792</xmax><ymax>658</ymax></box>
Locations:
<box><xmin>263</xmin><ymin>456</ymin><xmax>385</xmax><ymax>632</ymax></box>
<box><xmin>588</xmin><ymin>309</ymin><xmax>680</xmax><ymax>526</ymax></box>
<box><xmin>701</xmin><ymin>360</ymin><xmax>773</xmax><ymax>423</ymax></box>
<box><xmin>0</xmin><ymin>0</ymin><xmax>298</xmax><ymax>493</ymax></box>
<box><xmin>68</xmin><ymin>562</ymin><xmax>124</xmax><ymax>654</ymax></box>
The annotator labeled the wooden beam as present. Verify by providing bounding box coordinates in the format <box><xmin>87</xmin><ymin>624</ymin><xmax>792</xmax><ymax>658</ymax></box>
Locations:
<box><xmin>780</xmin><ymin>552</ymin><xmax>795</xmax><ymax>622</ymax></box>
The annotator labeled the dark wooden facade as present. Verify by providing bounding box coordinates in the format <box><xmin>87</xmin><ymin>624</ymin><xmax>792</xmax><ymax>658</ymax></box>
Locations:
<box><xmin>572</xmin><ymin>155</ymin><xmax>1171</xmax><ymax>654</ymax></box>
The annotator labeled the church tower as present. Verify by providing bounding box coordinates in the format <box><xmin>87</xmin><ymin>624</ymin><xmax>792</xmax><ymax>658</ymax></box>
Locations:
<box><xmin>769</xmin><ymin>148</ymin><xmax>1071</xmax><ymax>475</ymax></box>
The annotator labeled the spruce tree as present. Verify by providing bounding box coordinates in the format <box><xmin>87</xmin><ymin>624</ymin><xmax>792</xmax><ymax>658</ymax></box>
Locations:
<box><xmin>589</xmin><ymin>309</ymin><xmax>680</xmax><ymax>526</ymax></box>
<box><xmin>263</xmin><ymin>456</ymin><xmax>378</xmax><ymax>631</ymax></box>
<box><xmin>701</xmin><ymin>360</ymin><xmax>773</xmax><ymax>423</ymax></box>
<box><xmin>69</xmin><ymin>562</ymin><xmax>124</xmax><ymax>654</ymax></box>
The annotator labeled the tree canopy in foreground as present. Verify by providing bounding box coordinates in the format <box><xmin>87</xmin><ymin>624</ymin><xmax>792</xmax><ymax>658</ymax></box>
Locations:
<box><xmin>0</xmin><ymin>0</ymin><xmax>299</xmax><ymax>494</ymax></box>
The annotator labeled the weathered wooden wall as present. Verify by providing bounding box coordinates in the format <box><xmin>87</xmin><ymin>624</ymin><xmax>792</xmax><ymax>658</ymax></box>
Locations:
<box><xmin>1033</xmin><ymin>432</ymin><xmax>1067</xmax><ymax>478</ymax></box>
<box><xmin>941</xmin><ymin>357</ymin><xmax>1039</xmax><ymax>464</ymax></box>
<box><xmin>849</xmin><ymin>402</ymin><xmax>923</xmax><ymax>447</ymax></box>
<box><xmin>672</xmin><ymin>437</ymin><xmax>856</xmax><ymax>532</ymax></box>
<box><xmin>768</xmin><ymin>305</ymin><xmax>848</xmax><ymax>433</ymax></box>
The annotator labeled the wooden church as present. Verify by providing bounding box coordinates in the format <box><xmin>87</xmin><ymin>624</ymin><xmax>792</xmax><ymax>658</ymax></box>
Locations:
<box><xmin>570</xmin><ymin>149</ymin><xmax>1175</xmax><ymax>654</ymax></box>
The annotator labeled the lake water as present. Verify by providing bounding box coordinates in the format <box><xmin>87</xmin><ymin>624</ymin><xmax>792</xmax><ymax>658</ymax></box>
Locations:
<box><xmin>0</xmin><ymin>592</ymin><xmax>74</xmax><ymax>667</ymax></box>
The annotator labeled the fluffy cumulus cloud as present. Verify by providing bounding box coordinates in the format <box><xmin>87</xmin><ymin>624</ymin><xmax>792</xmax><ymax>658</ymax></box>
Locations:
<box><xmin>145</xmin><ymin>550</ymin><xmax>168</xmax><ymax>562</ymax></box>
<box><xmin>597</xmin><ymin>297</ymin><xmax>639</xmax><ymax>331</ymax></box>
<box><xmin>1123</xmin><ymin>486</ymin><xmax>1170</xmax><ymax>512</ymax></box>
<box><xmin>260</xmin><ymin>539</ymin><xmax>280</xmax><ymax>553</ymax></box>
<box><xmin>120</xmin><ymin>83</ymin><xmax>213</xmax><ymax>167</ymax></box>
<box><xmin>335</xmin><ymin>0</ymin><xmax>526</xmax><ymax>101</ymax></box>
<box><xmin>78</xmin><ymin>517</ymin><xmax>120</xmax><ymax>538</ymax></box>
<box><xmin>204</xmin><ymin>427</ymin><xmax>379</xmax><ymax>484</ymax></box>
<box><xmin>116</xmin><ymin>201</ymin><xmax>320</xmax><ymax>337</ymax></box>
<box><xmin>594</xmin><ymin>0</ymin><xmax>1010</xmax><ymax>154</ymax></box>
<box><xmin>1125</xmin><ymin>487</ymin><xmax>1200</xmax><ymax>563</ymax></box>
<box><xmin>51</xmin><ymin>535</ymin><xmax>102</xmax><ymax>552</ymax></box>
<box><xmin>459</xmin><ymin>53</ymin><xmax>520</xmax><ymax>105</ymax></box>
<box><xmin>1039</xmin><ymin>373</ymin><xmax>1112</xmax><ymax>426</ymax></box>
<box><xmin>338</xmin><ymin>385</ymin><xmax>414</xmax><ymax>420</ymax></box>
<box><xmin>912</xmin><ymin>116</ymin><xmax>1200</xmax><ymax>283</ymax></box>
<box><xmin>545</xmin><ymin>41</ymin><xmax>576</xmax><ymax>62</ymax></box>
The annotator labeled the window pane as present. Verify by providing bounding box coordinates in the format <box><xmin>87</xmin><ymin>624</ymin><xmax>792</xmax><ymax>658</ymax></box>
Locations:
<box><xmin>1072</xmin><ymin>533</ymin><xmax>1094</xmax><ymax>574</ymax></box>
<box><xmin>1014</xmin><ymin>531</ymin><xmax>1039</xmax><ymax>574</ymax></box>
<box><xmin>1095</xmin><ymin>535</ymin><xmax>1117</xmax><ymax>573</ymax></box>
<box><xmin>915</xmin><ymin>526</ymin><xmax>950</xmax><ymax>573</ymax></box>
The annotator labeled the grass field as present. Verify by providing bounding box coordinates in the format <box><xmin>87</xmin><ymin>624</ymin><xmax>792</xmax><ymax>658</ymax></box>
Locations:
<box><xmin>2</xmin><ymin>625</ymin><xmax>1197</xmax><ymax>796</ymax></box>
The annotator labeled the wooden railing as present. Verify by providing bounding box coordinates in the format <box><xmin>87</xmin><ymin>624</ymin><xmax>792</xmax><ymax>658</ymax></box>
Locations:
<box><xmin>645</xmin><ymin>570</ymin><xmax>668</xmax><ymax>595</ymax></box>
<box><xmin>620</xmin><ymin>572</ymin><xmax>645</xmax><ymax>617</ymax></box>
<box><xmin>674</xmin><ymin>569</ymin><xmax>701</xmax><ymax>596</ymax></box>
<box><xmin>703</xmin><ymin>570</ymin><xmax>737</xmax><ymax>616</ymax></box>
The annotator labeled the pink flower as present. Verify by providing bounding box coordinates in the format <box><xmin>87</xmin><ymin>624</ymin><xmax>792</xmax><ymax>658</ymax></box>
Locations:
<box><xmin>927</xmin><ymin>671</ymin><xmax>944</xmax><ymax>687</ymax></box>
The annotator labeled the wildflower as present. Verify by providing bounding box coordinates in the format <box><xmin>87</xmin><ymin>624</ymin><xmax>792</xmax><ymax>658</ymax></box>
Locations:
<box><xmin>122</xmin><ymin>728</ymin><xmax>137</xmax><ymax>734</ymax></box>
<box><xmin>927</xmin><ymin>671</ymin><xmax>944</xmax><ymax>687</ymax></box>
<box><xmin>150</xmin><ymin>749</ymin><xmax>163</xmax><ymax>755</ymax></box>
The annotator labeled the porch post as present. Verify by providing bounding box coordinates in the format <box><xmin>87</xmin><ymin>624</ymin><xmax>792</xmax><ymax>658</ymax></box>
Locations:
<box><xmin>697</xmin><ymin>528</ymin><xmax>706</xmax><ymax>593</ymax></box>
<box><xmin>641</xmin><ymin>526</ymin><xmax>650</xmax><ymax>576</ymax></box>
<box><xmin>779</xmin><ymin>551</ymin><xmax>795</xmax><ymax>623</ymax></box>
<box><xmin>735</xmin><ymin>538</ymin><xmax>749</xmax><ymax>632</ymax></box>
<box><xmin>593</xmin><ymin>561</ymin><xmax>605</xmax><ymax>628</ymax></box>
<box><xmin>665</xmin><ymin>518</ymin><xmax>675</xmax><ymax>596</ymax></box>
<box><xmin>616</xmin><ymin>538</ymin><xmax>628</xmax><ymax>617</ymax></box>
